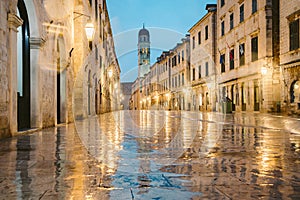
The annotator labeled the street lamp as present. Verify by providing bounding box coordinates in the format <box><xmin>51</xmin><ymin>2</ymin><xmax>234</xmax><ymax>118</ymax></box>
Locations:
<box><xmin>261</xmin><ymin>67</ymin><xmax>267</xmax><ymax>75</ymax></box>
<box><xmin>74</xmin><ymin>12</ymin><xmax>95</xmax><ymax>41</ymax></box>
<box><xmin>85</xmin><ymin>18</ymin><xmax>95</xmax><ymax>41</ymax></box>
<box><xmin>108</xmin><ymin>69</ymin><xmax>113</xmax><ymax>78</ymax></box>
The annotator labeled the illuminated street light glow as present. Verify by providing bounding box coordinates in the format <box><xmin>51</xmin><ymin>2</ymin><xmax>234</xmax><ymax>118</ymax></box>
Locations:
<box><xmin>261</xmin><ymin>67</ymin><xmax>267</xmax><ymax>75</ymax></box>
<box><xmin>108</xmin><ymin>69</ymin><xmax>113</xmax><ymax>78</ymax></box>
<box><xmin>85</xmin><ymin>19</ymin><xmax>95</xmax><ymax>41</ymax></box>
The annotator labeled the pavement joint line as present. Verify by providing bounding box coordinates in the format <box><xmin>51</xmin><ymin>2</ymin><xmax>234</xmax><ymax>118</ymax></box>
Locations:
<box><xmin>214</xmin><ymin>186</ymin><xmax>232</xmax><ymax>200</ymax></box>
<box><xmin>38</xmin><ymin>190</ymin><xmax>48</xmax><ymax>200</ymax></box>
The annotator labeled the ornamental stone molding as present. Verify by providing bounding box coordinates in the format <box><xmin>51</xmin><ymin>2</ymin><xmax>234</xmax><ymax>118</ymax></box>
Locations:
<box><xmin>8</xmin><ymin>13</ymin><xmax>23</xmax><ymax>32</ymax></box>
<box><xmin>30</xmin><ymin>37</ymin><xmax>46</xmax><ymax>49</ymax></box>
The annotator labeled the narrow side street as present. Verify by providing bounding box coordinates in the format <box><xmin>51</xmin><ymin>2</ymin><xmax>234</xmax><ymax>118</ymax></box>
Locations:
<box><xmin>0</xmin><ymin>110</ymin><xmax>299</xmax><ymax>199</ymax></box>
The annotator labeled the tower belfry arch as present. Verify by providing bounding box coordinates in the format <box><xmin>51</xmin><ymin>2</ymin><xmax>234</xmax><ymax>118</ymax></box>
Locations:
<box><xmin>138</xmin><ymin>24</ymin><xmax>150</xmax><ymax>79</ymax></box>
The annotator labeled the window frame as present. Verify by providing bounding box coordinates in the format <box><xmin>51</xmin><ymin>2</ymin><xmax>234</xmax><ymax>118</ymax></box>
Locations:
<box><xmin>205</xmin><ymin>25</ymin><xmax>209</xmax><ymax>40</ymax></box>
<box><xmin>221</xmin><ymin>21</ymin><xmax>225</xmax><ymax>36</ymax></box>
<box><xmin>220</xmin><ymin>0</ymin><xmax>225</xmax><ymax>7</ymax></box>
<box><xmin>192</xmin><ymin>36</ymin><xmax>195</xmax><ymax>49</ymax></box>
<box><xmin>230</xmin><ymin>13</ymin><xmax>234</xmax><ymax>30</ymax></box>
<box><xmin>290</xmin><ymin>19</ymin><xmax>300</xmax><ymax>51</ymax></box>
<box><xmin>252</xmin><ymin>0</ymin><xmax>257</xmax><ymax>14</ymax></box>
<box><xmin>198</xmin><ymin>65</ymin><xmax>201</xmax><ymax>79</ymax></box>
<box><xmin>192</xmin><ymin>68</ymin><xmax>196</xmax><ymax>81</ymax></box>
<box><xmin>220</xmin><ymin>54</ymin><xmax>225</xmax><ymax>73</ymax></box>
<box><xmin>240</xmin><ymin>4</ymin><xmax>244</xmax><ymax>23</ymax></box>
<box><xmin>239</xmin><ymin>43</ymin><xmax>245</xmax><ymax>66</ymax></box>
<box><xmin>229</xmin><ymin>48</ymin><xmax>234</xmax><ymax>70</ymax></box>
<box><xmin>251</xmin><ymin>36</ymin><xmax>258</xmax><ymax>61</ymax></box>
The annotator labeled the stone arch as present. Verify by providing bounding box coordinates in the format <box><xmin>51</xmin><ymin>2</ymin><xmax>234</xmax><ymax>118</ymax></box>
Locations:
<box><xmin>23</xmin><ymin>0</ymin><xmax>40</xmax><ymax>37</ymax></box>
<box><xmin>16</xmin><ymin>0</ymin><xmax>31</xmax><ymax>130</ymax></box>
<box><xmin>290</xmin><ymin>80</ymin><xmax>299</xmax><ymax>103</ymax></box>
<box><xmin>21</xmin><ymin>0</ymin><xmax>44</xmax><ymax>129</ymax></box>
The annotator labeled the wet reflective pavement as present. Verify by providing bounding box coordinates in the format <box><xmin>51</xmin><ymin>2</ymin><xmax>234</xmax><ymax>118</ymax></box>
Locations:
<box><xmin>0</xmin><ymin>110</ymin><xmax>300</xmax><ymax>199</ymax></box>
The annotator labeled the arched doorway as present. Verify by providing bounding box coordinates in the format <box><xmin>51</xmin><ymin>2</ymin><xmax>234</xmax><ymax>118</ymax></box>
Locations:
<box><xmin>17</xmin><ymin>0</ymin><xmax>30</xmax><ymax>130</ymax></box>
<box><xmin>290</xmin><ymin>81</ymin><xmax>297</xmax><ymax>103</ymax></box>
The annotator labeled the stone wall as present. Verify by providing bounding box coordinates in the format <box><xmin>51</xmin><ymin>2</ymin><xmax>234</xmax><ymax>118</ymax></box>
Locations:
<box><xmin>0</xmin><ymin>0</ymin><xmax>120</xmax><ymax>139</ymax></box>
<box><xmin>0</xmin><ymin>1</ymin><xmax>10</xmax><ymax>138</ymax></box>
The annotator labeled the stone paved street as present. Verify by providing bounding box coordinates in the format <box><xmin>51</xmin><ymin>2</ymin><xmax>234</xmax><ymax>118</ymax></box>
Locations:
<box><xmin>0</xmin><ymin>110</ymin><xmax>299</xmax><ymax>199</ymax></box>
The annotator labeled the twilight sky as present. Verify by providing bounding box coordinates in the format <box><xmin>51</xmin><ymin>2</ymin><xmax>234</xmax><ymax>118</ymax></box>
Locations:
<box><xmin>106</xmin><ymin>0</ymin><xmax>216</xmax><ymax>82</ymax></box>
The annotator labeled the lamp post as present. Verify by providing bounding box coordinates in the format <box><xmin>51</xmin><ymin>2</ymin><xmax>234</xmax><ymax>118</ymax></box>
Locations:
<box><xmin>74</xmin><ymin>11</ymin><xmax>95</xmax><ymax>43</ymax></box>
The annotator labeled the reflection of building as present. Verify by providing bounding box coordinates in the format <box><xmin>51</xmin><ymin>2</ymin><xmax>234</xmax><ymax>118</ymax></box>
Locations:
<box><xmin>189</xmin><ymin>4</ymin><xmax>217</xmax><ymax>112</ymax></box>
<box><xmin>120</xmin><ymin>82</ymin><xmax>133</xmax><ymax>110</ymax></box>
<box><xmin>279</xmin><ymin>0</ymin><xmax>300</xmax><ymax>114</ymax></box>
<box><xmin>0</xmin><ymin>0</ymin><xmax>119</xmax><ymax>138</ymax></box>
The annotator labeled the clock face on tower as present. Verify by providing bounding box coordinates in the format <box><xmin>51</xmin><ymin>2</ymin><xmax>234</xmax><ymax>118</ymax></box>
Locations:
<box><xmin>44</xmin><ymin>0</ymin><xmax>73</xmax><ymax>20</ymax></box>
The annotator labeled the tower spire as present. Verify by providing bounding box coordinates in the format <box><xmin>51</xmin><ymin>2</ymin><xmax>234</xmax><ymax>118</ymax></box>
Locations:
<box><xmin>143</xmin><ymin>23</ymin><xmax>145</xmax><ymax>29</ymax></box>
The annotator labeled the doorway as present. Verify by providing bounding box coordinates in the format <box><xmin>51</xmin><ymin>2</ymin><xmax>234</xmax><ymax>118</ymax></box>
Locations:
<box><xmin>231</xmin><ymin>85</ymin><xmax>236</xmax><ymax>111</ymax></box>
<box><xmin>17</xmin><ymin>0</ymin><xmax>30</xmax><ymax>130</ymax></box>
<box><xmin>254</xmin><ymin>81</ymin><xmax>260</xmax><ymax>111</ymax></box>
<box><xmin>241</xmin><ymin>84</ymin><xmax>246</xmax><ymax>111</ymax></box>
<box><xmin>56</xmin><ymin>37</ymin><xmax>67</xmax><ymax>124</ymax></box>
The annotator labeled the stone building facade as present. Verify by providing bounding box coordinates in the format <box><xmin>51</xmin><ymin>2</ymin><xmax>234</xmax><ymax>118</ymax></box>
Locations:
<box><xmin>217</xmin><ymin>0</ymin><xmax>280</xmax><ymax>113</ymax></box>
<box><xmin>279</xmin><ymin>0</ymin><xmax>300</xmax><ymax>114</ymax></box>
<box><xmin>120</xmin><ymin>82</ymin><xmax>133</xmax><ymax>110</ymax></box>
<box><xmin>0</xmin><ymin>0</ymin><xmax>120</xmax><ymax>139</ymax></box>
<box><xmin>131</xmin><ymin>35</ymin><xmax>190</xmax><ymax>111</ymax></box>
<box><xmin>130</xmin><ymin>1</ymin><xmax>298</xmax><ymax>116</ymax></box>
<box><xmin>168</xmin><ymin>37</ymin><xmax>191</xmax><ymax>111</ymax></box>
<box><xmin>189</xmin><ymin>4</ymin><xmax>217</xmax><ymax>112</ymax></box>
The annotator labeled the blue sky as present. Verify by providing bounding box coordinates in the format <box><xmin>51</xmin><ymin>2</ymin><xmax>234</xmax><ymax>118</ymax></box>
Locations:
<box><xmin>106</xmin><ymin>0</ymin><xmax>216</xmax><ymax>82</ymax></box>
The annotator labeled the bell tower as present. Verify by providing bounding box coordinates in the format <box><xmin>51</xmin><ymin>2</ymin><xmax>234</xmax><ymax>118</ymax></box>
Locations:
<box><xmin>138</xmin><ymin>24</ymin><xmax>150</xmax><ymax>78</ymax></box>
